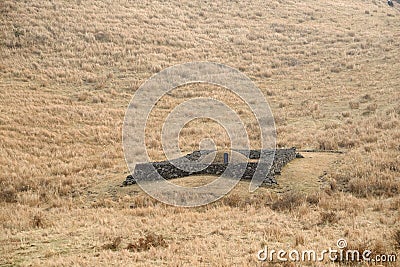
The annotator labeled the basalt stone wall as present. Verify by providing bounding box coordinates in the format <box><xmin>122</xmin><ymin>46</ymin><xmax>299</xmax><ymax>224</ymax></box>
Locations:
<box><xmin>123</xmin><ymin>148</ymin><xmax>299</xmax><ymax>186</ymax></box>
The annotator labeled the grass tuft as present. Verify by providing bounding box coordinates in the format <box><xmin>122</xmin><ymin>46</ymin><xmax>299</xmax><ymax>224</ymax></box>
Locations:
<box><xmin>126</xmin><ymin>233</ymin><xmax>167</xmax><ymax>252</ymax></box>
<box><xmin>271</xmin><ymin>191</ymin><xmax>304</xmax><ymax>212</ymax></box>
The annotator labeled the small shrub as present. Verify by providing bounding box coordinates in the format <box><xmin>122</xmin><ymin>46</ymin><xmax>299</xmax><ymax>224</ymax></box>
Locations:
<box><xmin>102</xmin><ymin>237</ymin><xmax>122</xmax><ymax>251</ymax></box>
<box><xmin>222</xmin><ymin>193</ymin><xmax>241</xmax><ymax>208</ymax></box>
<box><xmin>341</xmin><ymin>240</ymin><xmax>371</xmax><ymax>263</ymax></box>
<box><xmin>318</xmin><ymin>138</ymin><xmax>338</xmax><ymax>150</ymax></box>
<box><xmin>348</xmin><ymin>177</ymin><xmax>399</xmax><ymax>197</ymax></box>
<box><xmin>319</xmin><ymin>211</ymin><xmax>338</xmax><ymax>225</ymax></box>
<box><xmin>324</xmin><ymin>179</ymin><xmax>338</xmax><ymax>195</ymax></box>
<box><xmin>126</xmin><ymin>233</ymin><xmax>167</xmax><ymax>252</ymax></box>
<box><xmin>390</xmin><ymin>198</ymin><xmax>400</xmax><ymax>210</ymax></box>
<box><xmin>32</xmin><ymin>212</ymin><xmax>47</xmax><ymax>228</ymax></box>
<box><xmin>372</xmin><ymin>240</ymin><xmax>387</xmax><ymax>256</ymax></box>
<box><xmin>306</xmin><ymin>193</ymin><xmax>320</xmax><ymax>206</ymax></box>
<box><xmin>129</xmin><ymin>195</ymin><xmax>158</xmax><ymax>209</ymax></box>
<box><xmin>0</xmin><ymin>186</ymin><xmax>17</xmax><ymax>203</ymax></box>
<box><xmin>219</xmin><ymin>192</ymin><xmax>274</xmax><ymax>209</ymax></box>
<box><xmin>271</xmin><ymin>191</ymin><xmax>304</xmax><ymax>212</ymax></box>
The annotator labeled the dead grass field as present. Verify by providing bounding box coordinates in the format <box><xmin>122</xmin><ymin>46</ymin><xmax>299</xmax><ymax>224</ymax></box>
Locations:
<box><xmin>1</xmin><ymin>0</ymin><xmax>400</xmax><ymax>266</ymax></box>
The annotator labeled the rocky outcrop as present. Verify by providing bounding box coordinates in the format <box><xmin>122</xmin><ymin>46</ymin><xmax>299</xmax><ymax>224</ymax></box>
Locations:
<box><xmin>123</xmin><ymin>148</ymin><xmax>300</xmax><ymax>186</ymax></box>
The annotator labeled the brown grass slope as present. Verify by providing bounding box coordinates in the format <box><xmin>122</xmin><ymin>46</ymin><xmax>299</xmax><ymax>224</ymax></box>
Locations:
<box><xmin>0</xmin><ymin>0</ymin><xmax>399</xmax><ymax>266</ymax></box>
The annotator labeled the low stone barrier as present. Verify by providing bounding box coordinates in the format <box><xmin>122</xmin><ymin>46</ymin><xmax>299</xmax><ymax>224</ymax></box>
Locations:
<box><xmin>123</xmin><ymin>148</ymin><xmax>301</xmax><ymax>186</ymax></box>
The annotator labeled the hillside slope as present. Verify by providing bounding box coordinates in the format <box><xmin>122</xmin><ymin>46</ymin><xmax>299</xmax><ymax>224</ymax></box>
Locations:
<box><xmin>1</xmin><ymin>0</ymin><xmax>399</xmax><ymax>265</ymax></box>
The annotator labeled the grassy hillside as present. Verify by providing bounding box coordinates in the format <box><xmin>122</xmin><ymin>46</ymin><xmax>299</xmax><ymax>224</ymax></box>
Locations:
<box><xmin>1</xmin><ymin>0</ymin><xmax>399</xmax><ymax>265</ymax></box>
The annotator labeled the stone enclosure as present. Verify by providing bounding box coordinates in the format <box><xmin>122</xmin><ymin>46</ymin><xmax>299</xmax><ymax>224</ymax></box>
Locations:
<box><xmin>123</xmin><ymin>148</ymin><xmax>302</xmax><ymax>186</ymax></box>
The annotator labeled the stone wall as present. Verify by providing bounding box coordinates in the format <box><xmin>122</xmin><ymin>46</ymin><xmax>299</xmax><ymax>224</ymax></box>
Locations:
<box><xmin>123</xmin><ymin>148</ymin><xmax>300</xmax><ymax>186</ymax></box>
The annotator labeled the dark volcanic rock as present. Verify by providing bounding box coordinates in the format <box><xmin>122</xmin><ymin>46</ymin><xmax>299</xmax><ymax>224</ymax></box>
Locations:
<box><xmin>123</xmin><ymin>148</ymin><xmax>300</xmax><ymax>186</ymax></box>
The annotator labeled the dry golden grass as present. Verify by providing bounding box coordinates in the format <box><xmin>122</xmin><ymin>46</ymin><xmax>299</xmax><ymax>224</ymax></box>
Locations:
<box><xmin>1</xmin><ymin>0</ymin><xmax>400</xmax><ymax>265</ymax></box>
